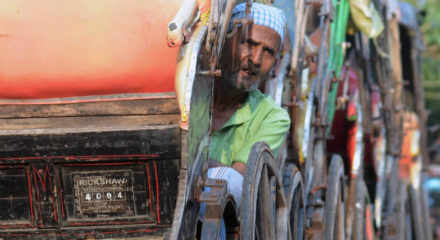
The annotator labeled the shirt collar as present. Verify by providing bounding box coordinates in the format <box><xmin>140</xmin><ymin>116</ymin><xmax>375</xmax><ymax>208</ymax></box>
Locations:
<box><xmin>220</xmin><ymin>90</ymin><xmax>263</xmax><ymax>129</ymax></box>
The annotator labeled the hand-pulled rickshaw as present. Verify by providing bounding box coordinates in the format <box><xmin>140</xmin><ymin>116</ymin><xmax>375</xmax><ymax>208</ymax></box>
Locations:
<box><xmin>0</xmin><ymin>0</ymin><xmax>432</xmax><ymax>239</ymax></box>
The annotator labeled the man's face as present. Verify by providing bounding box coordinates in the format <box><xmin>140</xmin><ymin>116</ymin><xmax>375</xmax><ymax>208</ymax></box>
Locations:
<box><xmin>221</xmin><ymin>24</ymin><xmax>281</xmax><ymax>91</ymax></box>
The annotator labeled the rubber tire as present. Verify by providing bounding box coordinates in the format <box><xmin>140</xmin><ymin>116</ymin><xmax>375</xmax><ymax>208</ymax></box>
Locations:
<box><xmin>421</xmin><ymin>187</ymin><xmax>433</xmax><ymax>240</ymax></box>
<box><xmin>323</xmin><ymin>155</ymin><xmax>346</xmax><ymax>240</ymax></box>
<box><xmin>283</xmin><ymin>163</ymin><xmax>306</xmax><ymax>240</ymax></box>
<box><xmin>351</xmin><ymin>180</ymin><xmax>367</xmax><ymax>240</ymax></box>
<box><xmin>240</xmin><ymin>142</ymin><xmax>288</xmax><ymax>240</ymax></box>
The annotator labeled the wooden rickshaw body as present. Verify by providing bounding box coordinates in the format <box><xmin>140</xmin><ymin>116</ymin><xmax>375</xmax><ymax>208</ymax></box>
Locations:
<box><xmin>0</xmin><ymin>1</ymin><xmax>203</xmax><ymax>239</ymax></box>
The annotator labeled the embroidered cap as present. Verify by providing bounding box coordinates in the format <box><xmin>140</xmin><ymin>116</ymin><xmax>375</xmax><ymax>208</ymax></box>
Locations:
<box><xmin>229</xmin><ymin>3</ymin><xmax>286</xmax><ymax>43</ymax></box>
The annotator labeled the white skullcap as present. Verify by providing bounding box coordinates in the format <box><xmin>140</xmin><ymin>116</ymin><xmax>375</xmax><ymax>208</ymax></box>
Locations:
<box><xmin>229</xmin><ymin>3</ymin><xmax>286</xmax><ymax>43</ymax></box>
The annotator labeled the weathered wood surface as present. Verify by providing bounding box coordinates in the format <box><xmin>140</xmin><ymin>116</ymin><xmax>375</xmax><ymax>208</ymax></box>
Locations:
<box><xmin>0</xmin><ymin>95</ymin><xmax>182</xmax><ymax>239</ymax></box>
<box><xmin>0</xmin><ymin>225</ymin><xmax>169</xmax><ymax>239</ymax></box>
<box><xmin>0</xmin><ymin>126</ymin><xmax>181</xmax><ymax>162</ymax></box>
<box><xmin>0</xmin><ymin>97</ymin><xmax>179</xmax><ymax>119</ymax></box>
<box><xmin>0</xmin><ymin>160</ymin><xmax>179</xmax><ymax>238</ymax></box>
<box><xmin>0</xmin><ymin>114</ymin><xmax>179</xmax><ymax>134</ymax></box>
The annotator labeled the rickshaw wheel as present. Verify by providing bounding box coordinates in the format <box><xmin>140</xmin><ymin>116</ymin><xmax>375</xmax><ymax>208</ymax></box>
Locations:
<box><xmin>350</xmin><ymin>179</ymin><xmax>367</xmax><ymax>240</ymax></box>
<box><xmin>408</xmin><ymin>185</ymin><xmax>425</xmax><ymax>240</ymax></box>
<box><xmin>283</xmin><ymin>163</ymin><xmax>306</xmax><ymax>240</ymax></box>
<box><xmin>240</xmin><ymin>142</ymin><xmax>289</xmax><ymax>240</ymax></box>
<box><xmin>395</xmin><ymin>183</ymin><xmax>414</xmax><ymax>240</ymax></box>
<box><xmin>323</xmin><ymin>155</ymin><xmax>346</xmax><ymax>240</ymax></box>
<box><xmin>420</xmin><ymin>187</ymin><xmax>433</xmax><ymax>240</ymax></box>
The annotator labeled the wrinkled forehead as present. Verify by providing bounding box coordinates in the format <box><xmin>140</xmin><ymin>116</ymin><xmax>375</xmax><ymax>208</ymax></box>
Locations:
<box><xmin>229</xmin><ymin>3</ymin><xmax>286</xmax><ymax>44</ymax></box>
<box><xmin>246</xmin><ymin>24</ymin><xmax>282</xmax><ymax>50</ymax></box>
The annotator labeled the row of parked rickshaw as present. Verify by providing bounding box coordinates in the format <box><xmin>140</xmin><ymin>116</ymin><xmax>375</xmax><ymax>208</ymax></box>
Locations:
<box><xmin>166</xmin><ymin>0</ymin><xmax>432</xmax><ymax>239</ymax></box>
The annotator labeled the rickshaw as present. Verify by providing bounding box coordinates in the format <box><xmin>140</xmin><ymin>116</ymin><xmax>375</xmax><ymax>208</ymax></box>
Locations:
<box><xmin>0</xmin><ymin>0</ymin><xmax>431</xmax><ymax>239</ymax></box>
<box><xmin>295</xmin><ymin>0</ymin><xmax>433</xmax><ymax>239</ymax></box>
<box><xmin>0</xmin><ymin>0</ymin><xmax>348</xmax><ymax>238</ymax></box>
<box><xmin>331</xmin><ymin>0</ymin><xmax>433</xmax><ymax>239</ymax></box>
<box><xmin>0</xmin><ymin>0</ymin><xmax>183</xmax><ymax>238</ymax></box>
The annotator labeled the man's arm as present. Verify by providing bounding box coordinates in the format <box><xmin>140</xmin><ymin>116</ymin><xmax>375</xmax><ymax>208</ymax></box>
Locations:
<box><xmin>232</xmin><ymin>106</ymin><xmax>291</xmax><ymax>175</ymax></box>
<box><xmin>232</xmin><ymin>161</ymin><xmax>247</xmax><ymax>175</ymax></box>
<box><xmin>208</xmin><ymin>159</ymin><xmax>246</xmax><ymax>176</ymax></box>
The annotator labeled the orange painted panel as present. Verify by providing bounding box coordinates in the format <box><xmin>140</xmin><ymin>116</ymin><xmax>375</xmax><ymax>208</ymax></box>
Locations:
<box><xmin>0</xmin><ymin>0</ymin><xmax>181</xmax><ymax>99</ymax></box>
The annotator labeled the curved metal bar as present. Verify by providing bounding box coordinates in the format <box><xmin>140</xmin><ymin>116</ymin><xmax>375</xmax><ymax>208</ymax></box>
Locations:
<box><xmin>175</xmin><ymin>25</ymin><xmax>208</xmax><ymax>129</ymax></box>
<box><xmin>167</xmin><ymin>0</ymin><xmax>199</xmax><ymax>47</ymax></box>
<box><xmin>200</xmin><ymin>179</ymin><xmax>238</xmax><ymax>239</ymax></box>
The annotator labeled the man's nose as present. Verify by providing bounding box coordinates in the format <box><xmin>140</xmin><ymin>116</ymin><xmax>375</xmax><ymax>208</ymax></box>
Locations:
<box><xmin>249</xmin><ymin>47</ymin><xmax>263</xmax><ymax>68</ymax></box>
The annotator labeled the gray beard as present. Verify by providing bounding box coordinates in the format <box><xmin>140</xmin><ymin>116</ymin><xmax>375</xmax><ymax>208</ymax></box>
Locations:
<box><xmin>224</xmin><ymin>71</ymin><xmax>270</xmax><ymax>91</ymax></box>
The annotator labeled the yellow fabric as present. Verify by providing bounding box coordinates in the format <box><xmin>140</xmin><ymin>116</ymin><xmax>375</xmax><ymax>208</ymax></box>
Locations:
<box><xmin>349</xmin><ymin>0</ymin><xmax>384</xmax><ymax>38</ymax></box>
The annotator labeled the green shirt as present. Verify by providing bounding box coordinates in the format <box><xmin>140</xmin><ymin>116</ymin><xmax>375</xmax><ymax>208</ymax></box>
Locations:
<box><xmin>209</xmin><ymin>90</ymin><xmax>291</xmax><ymax>166</ymax></box>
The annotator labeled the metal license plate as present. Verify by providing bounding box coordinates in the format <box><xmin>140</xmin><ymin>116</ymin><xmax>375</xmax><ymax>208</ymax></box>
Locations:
<box><xmin>73</xmin><ymin>171</ymin><xmax>134</xmax><ymax>218</ymax></box>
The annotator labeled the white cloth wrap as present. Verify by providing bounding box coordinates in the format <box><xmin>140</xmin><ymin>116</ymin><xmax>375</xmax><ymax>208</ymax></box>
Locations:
<box><xmin>207</xmin><ymin>167</ymin><xmax>244</xmax><ymax>208</ymax></box>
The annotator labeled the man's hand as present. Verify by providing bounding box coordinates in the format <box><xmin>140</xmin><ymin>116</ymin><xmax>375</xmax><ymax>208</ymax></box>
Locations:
<box><xmin>208</xmin><ymin>160</ymin><xmax>246</xmax><ymax>176</ymax></box>
<box><xmin>232</xmin><ymin>161</ymin><xmax>246</xmax><ymax>176</ymax></box>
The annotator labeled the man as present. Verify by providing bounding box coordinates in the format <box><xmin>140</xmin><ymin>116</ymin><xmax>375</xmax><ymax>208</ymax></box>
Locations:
<box><xmin>202</xmin><ymin>1</ymin><xmax>290</xmax><ymax>225</ymax></box>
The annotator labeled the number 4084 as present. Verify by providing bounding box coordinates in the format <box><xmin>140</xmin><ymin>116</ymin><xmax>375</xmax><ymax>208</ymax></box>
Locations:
<box><xmin>83</xmin><ymin>191</ymin><xmax>125</xmax><ymax>201</ymax></box>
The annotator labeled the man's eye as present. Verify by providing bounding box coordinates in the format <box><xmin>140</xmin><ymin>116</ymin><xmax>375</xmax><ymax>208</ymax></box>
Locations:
<box><xmin>264</xmin><ymin>48</ymin><xmax>275</xmax><ymax>56</ymax></box>
<box><xmin>245</xmin><ymin>39</ymin><xmax>258</xmax><ymax>46</ymax></box>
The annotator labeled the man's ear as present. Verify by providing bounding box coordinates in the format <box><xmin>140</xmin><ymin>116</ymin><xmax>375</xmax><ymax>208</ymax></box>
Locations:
<box><xmin>271</xmin><ymin>57</ymin><xmax>280</xmax><ymax>78</ymax></box>
<box><xmin>274</xmin><ymin>57</ymin><xmax>280</xmax><ymax>68</ymax></box>
<box><xmin>272</xmin><ymin>56</ymin><xmax>280</xmax><ymax>71</ymax></box>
